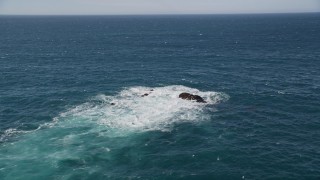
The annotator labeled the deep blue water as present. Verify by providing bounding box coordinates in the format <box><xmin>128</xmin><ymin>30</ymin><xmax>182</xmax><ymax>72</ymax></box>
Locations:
<box><xmin>0</xmin><ymin>14</ymin><xmax>320</xmax><ymax>179</ymax></box>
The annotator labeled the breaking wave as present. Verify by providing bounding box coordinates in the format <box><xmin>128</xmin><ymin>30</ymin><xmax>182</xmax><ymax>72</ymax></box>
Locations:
<box><xmin>58</xmin><ymin>85</ymin><xmax>228</xmax><ymax>134</ymax></box>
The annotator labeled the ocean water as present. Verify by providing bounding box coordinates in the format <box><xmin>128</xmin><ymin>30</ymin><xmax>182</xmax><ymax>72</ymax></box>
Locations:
<box><xmin>0</xmin><ymin>14</ymin><xmax>320</xmax><ymax>179</ymax></box>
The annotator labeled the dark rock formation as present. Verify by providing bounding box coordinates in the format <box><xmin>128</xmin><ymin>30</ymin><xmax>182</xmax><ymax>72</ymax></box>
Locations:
<box><xmin>141</xmin><ymin>93</ymin><xmax>149</xmax><ymax>97</ymax></box>
<box><xmin>141</xmin><ymin>89</ymin><xmax>154</xmax><ymax>97</ymax></box>
<box><xmin>179</xmin><ymin>92</ymin><xmax>206</xmax><ymax>103</ymax></box>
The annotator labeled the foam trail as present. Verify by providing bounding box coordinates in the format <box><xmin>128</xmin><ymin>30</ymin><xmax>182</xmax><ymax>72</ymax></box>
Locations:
<box><xmin>0</xmin><ymin>85</ymin><xmax>228</xmax><ymax>179</ymax></box>
<box><xmin>1</xmin><ymin>85</ymin><xmax>229</xmax><ymax>140</ymax></box>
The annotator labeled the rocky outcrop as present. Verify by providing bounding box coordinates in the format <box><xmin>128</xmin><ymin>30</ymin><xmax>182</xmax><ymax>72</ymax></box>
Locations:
<box><xmin>141</xmin><ymin>89</ymin><xmax>154</xmax><ymax>97</ymax></box>
<box><xmin>141</xmin><ymin>93</ymin><xmax>149</xmax><ymax>97</ymax></box>
<box><xmin>179</xmin><ymin>93</ymin><xmax>206</xmax><ymax>103</ymax></box>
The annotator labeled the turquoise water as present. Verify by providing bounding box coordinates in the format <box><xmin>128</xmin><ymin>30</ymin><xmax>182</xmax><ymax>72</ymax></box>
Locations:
<box><xmin>0</xmin><ymin>14</ymin><xmax>320</xmax><ymax>179</ymax></box>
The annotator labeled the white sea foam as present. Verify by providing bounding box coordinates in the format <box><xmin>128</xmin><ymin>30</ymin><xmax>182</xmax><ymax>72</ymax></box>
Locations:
<box><xmin>59</xmin><ymin>85</ymin><xmax>229</xmax><ymax>133</ymax></box>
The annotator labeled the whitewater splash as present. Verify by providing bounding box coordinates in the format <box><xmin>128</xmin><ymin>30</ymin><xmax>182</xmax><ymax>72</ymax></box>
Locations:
<box><xmin>1</xmin><ymin>85</ymin><xmax>229</xmax><ymax>141</ymax></box>
<box><xmin>58</xmin><ymin>85</ymin><xmax>229</xmax><ymax>134</ymax></box>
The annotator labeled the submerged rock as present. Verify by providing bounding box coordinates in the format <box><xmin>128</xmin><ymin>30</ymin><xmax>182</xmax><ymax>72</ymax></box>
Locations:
<box><xmin>141</xmin><ymin>93</ymin><xmax>149</xmax><ymax>97</ymax></box>
<box><xmin>179</xmin><ymin>92</ymin><xmax>206</xmax><ymax>103</ymax></box>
